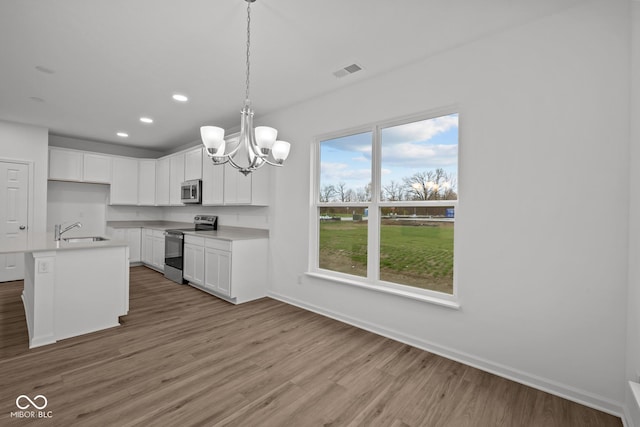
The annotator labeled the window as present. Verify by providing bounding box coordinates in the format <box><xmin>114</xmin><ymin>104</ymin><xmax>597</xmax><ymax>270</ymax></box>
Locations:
<box><xmin>311</xmin><ymin>110</ymin><xmax>458</xmax><ymax>298</ymax></box>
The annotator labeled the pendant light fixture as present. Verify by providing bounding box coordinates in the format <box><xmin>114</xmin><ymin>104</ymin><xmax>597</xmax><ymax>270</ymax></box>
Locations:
<box><xmin>200</xmin><ymin>0</ymin><xmax>291</xmax><ymax>176</ymax></box>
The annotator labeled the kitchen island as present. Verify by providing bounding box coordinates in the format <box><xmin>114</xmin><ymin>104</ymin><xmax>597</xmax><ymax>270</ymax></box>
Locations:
<box><xmin>0</xmin><ymin>233</ymin><xmax>129</xmax><ymax>348</ymax></box>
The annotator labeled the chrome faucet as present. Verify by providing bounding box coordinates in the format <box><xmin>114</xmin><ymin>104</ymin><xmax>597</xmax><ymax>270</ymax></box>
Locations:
<box><xmin>54</xmin><ymin>222</ymin><xmax>82</xmax><ymax>241</ymax></box>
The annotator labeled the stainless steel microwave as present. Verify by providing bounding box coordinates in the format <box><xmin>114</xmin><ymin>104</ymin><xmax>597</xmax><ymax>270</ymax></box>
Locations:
<box><xmin>181</xmin><ymin>180</ymin><xmax>202</xmax><ymax>204</ymax></box>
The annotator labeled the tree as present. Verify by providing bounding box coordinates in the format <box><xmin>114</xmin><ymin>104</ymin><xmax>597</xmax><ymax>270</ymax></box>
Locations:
<box><xmin>382</xmin><ymin>180</ymin><xmax>404</xmax><ymax>201</ymax></box>
<box><xmin>320</xmin><ymin>185</ymin><xmax>337</xmax><ymax>202</ymax></box>
<box><xmin>337</xmin><ymin>182</ymin><xmax>348</xmax><ymax>202</ymax></box>
<box><xmin>403</xmin><ymin>168</ymin><xmax>457</xmax><ymax>200</ymax></box>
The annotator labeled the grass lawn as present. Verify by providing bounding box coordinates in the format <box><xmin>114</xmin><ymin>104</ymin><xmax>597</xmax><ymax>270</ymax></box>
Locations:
<box><xmin>319</xmin><ymin>219</ymin><xmax>454</xmax><ymax>294</ymax></box>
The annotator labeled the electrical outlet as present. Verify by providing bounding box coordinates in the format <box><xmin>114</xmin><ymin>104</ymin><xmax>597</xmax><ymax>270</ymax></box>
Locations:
<box><xmin>38</xmin><ymin>260</ymin><xmax>49</xmax><ymax>273</ymax></box>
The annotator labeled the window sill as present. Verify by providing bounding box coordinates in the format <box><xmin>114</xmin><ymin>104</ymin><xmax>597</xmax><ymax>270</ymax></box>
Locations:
<box><xmin>305</xmin><ymin>272</ymin><xmax>461</xmax><ymax>310</ymax></box>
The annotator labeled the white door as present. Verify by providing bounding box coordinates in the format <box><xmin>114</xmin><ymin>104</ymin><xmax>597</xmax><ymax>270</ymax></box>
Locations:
<box><xmin>0</xmin><ymin>161</ymin><xmax>29</xmax><ymax>282</ymax></box>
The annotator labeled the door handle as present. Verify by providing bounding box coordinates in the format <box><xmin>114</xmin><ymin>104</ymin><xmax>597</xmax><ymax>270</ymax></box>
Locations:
<box><xmin>19</xmin><ymin>226</ymin><xmax>26</xmax><ymax>230</ymax></box>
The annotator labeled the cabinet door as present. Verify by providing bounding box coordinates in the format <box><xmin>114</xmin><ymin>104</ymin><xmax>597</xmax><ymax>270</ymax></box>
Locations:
<box><xmin>169</xmin><ymin>153</ymin><xmax>185</xmax><ymax>205</ymax></box>
<box><xmin>83</xmin><ymin>153</ymin><xmax>111</xmax><ymax>183</ymax></box>
<box><xmin>152</xmin><ymin>237</ymin><xmax>165</xmax><ymax>271</ymax></box>
<box><xmin>223</xmin><ymin>164</ymin><xmax>252</xmax><ymax>205</ymax></box>
<box><xmin>183</xmin><ymin>243</ymin><xmax>204</xmax><ymax>285</ymax></box>
<box><xmin>184</xmin><ymin>148</ymin><xmax>203</xmax><ymax>181</ymax></box>
<box><xmin>127</xmin><ymin>228</ymin><xmax>142</xmax><ymax>263</ymax></box>
<box><xmin>142</xmin><ymin>233</ymin><xmax>153</xmax><ymax>265</ymax></box>
<box><xmin>202</xmin><ymin>152</ymin><xmax>224</xmax><ymax>205</ymax></box>
<box><xmin>204</xmin><ymin>248</ymin><xmax>231</xmax><ymax>296</ymax></box>
<box><xmin>155</xmin><ymin>157</ymin><xmax>170</xmax><ymax>206</ymax></box>
<box><xmin>49</xmin><ymin>148</ymin><xmax>83</xmax><ymax>181</ymax></box>
<box><xmin>110</xmin><ymin>157</ymin><xmax>139</xmax><ymax>205</ymax></box>
<box><xmin>138</xmin><ymin>159</ymin><xmax>156</xmax><ymax>206</ymax></box>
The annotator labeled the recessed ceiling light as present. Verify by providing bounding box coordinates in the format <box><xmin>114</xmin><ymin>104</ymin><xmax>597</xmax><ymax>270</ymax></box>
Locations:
<box><xmin>140</xmin><ymin>117</ymin><xmax>153</xmax><ymax>124</ymax></box>
<box><xmin>172</xmin><ymin>94</ymin><xmax>188</xmax><ymax>102</ymax></box>
<box><xmin>117</xmin><ymin>132</ymin><xmax>129</xmax><ymax>138</ymax></box>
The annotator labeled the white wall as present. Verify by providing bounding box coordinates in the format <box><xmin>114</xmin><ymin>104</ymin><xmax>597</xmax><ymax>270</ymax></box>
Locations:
<box><xmin>627</xmin><ymin>2</ymin><xmax>640</xmax><ymax>426</ymax></box>
<box><xmin>49</xmin><ymin>134</ymin><xmax>162</xmax><ymax>159</ymax></box>
<box><xmin>47</xmin><ymin>181</ymin><xmax>109</xmax><ymax>236</ymax></box>
<box><xmin>264</xmin><ymin>0</ymin><xmax>629</xmax><ymax>416</ymax></box>
<box><xmin>0</xmin><ymin>120</ymin><xmax>48</xmax><ymax>232</ymax></box>
<box><xmin>162</xmin><ymin>205</ymin><xmax>270</xmax><ymax>229</ymax></box>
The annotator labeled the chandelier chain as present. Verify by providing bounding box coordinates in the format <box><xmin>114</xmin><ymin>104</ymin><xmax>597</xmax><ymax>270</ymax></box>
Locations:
<box><xmin>245</xmin><ymin>0</ymin><xmax>251</xmax><ymax>102</ymax></box>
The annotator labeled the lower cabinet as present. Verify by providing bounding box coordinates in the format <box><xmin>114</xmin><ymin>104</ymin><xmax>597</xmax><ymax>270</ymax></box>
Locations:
<box><xmin>107</xmin><ymin>227</ymin><xmax>141</xmax><ymax>263</ymax></box>
<box><xmin>183</xmin><ymin>236</ymin><xmax>205</xmax><ymax>286</ymax></box>
<box><xmin>204</xmin><ymin>246</ymin><xmax>231</xmax><ymax>297</ymax></box>
<box><xmin>142</xmin><ymin>229</ymin><xmax>165</xmax><ymax>272</ymax></box>
<box><xmin>183</xmin><ymin>235</ymin><xmax>268</xmax><ymax>304</ymax></box>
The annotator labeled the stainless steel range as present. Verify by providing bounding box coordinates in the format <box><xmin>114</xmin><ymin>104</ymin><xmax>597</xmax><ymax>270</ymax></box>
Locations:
<box><xmin>164</xmin><ymin>215</ymin><xmax>218</xmax><ymax>284</ymax></box>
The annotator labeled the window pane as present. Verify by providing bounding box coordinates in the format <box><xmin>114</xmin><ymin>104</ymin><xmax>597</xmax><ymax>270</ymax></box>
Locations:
<box><xmin>380</xmin><ymin>206</ymin><xmax>455</xmax><ymax>294</ymax></box>
<box><xmin>319</xmin><ymin>206</ymin><xmax>368</xmax><ymax>277</ymax></box>
<box><xmin>320</xmin><ymin>132</ymin><xmax>372</xmax><ymax>203</ymax></box>
<box><xmin>381</xmin><ymin>114</ymin><xmax>458</xmax><ymax>201</ymax></box>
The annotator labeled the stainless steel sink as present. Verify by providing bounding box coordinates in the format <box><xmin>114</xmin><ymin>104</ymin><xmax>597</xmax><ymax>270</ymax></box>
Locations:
<box><xmin>63</xmin><ymin>236</ymin><xmax>109</xmax><ymax>243</ymax></box>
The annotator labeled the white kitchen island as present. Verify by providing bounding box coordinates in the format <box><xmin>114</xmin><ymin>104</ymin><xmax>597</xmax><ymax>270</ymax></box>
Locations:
<box><xmin>1</xmin><ymin>233</ymin><xmax>129</xmax><ymax>348</ymax></box>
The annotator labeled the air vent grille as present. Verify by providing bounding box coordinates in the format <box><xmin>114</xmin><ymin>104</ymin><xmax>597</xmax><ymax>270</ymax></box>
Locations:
<box><xmin>333</xmin><ymin>63</ymin><xmax>363</xmax><ymax>78</ymax></box>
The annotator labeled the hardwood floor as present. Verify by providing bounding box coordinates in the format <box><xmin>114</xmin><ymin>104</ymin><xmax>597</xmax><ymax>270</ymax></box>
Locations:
<box><xmin>0</xmin><ymin>266</ymin><xmax>622</xmax><ymax>426</ymax></box>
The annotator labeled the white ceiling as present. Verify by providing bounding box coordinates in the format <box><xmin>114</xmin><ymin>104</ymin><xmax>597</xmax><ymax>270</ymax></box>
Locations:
<box><xmin>0</xmin><ymin>0</ymin><xmax>585</xmax><ymax>152</ymax></box>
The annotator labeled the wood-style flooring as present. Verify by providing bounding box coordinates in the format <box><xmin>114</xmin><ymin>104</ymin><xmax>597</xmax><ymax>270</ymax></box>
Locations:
<box><xmin>0</xmin><ymin>266</ymin><xmax>622</xmax><ymax>426</ymax></box>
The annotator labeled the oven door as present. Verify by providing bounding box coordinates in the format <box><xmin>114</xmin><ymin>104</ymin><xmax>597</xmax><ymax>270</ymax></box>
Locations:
<box><xmin>164</xmin><ymin>232</ymin><xmax>184</xmax><ymax>270</ymax></box>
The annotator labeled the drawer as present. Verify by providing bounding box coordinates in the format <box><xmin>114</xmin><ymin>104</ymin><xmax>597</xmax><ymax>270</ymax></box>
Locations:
<box><xmin>205</xmin><ymin>238</ymin><xmax>231</xmax><ymax>251</ymax></box>
<box><xmin>153</xmin><ymin>229</ymin><xmax>165</xmax><ymax>238</ymax></box>
<box><xmin>144</xmin><ymin>229</ymin><xmax>155</xmax><ymax>237</ymax></box>
<box><xmin>185</xmin><ymin>235</ymin><xmax>205</xmax><ymax>246</ymax></box>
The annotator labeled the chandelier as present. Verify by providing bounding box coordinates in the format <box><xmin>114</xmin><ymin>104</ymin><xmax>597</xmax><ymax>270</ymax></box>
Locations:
<box><xmin>200</xmin><ymin>0</ymin><xmax>290</xmax><ymax>176</ymax></box>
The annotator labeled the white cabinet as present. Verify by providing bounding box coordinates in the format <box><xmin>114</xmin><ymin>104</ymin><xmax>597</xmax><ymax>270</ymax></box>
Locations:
<box><xmin>142</xmin><ymin>229</ymin><xmax>165</xmax><ymax>271</ymax></box>
<box><xmin>204</xmin><ymin>247</ymin><xmax>231</xmax><ymax>296</ymax></box>
<box><xmin>183</xmin><ymin>235</ymin><xmax>205</xmax><ymax>286</ymax></box>
<box><xmin>155</xmin><ymin>157</ymin><xmax>170</xmax><ymax>206</ymax></box>
<box><xmin>83</xmin><ymin>153</ymin><xmax>111</xmax><ymax>183</ymax></box>
<box><xmin>184</xmin><ymin>147</ymin><xmax>203</xmax><ymax>181</ymax></box>
<box><xmin>49</xmin><ymin>148</ymin><xmax>111</xmax><ymax>183</ymax></box>
<box><xmin>223</xmin><ymin>158</ymin><xmax>270</xmax><ymax>205</ymax></box>
<box><xmin>138</xmin><ymin>159</ymin><xmax>156</xmax><ymax>206</ymax></box>
<box><xmin>196</xmin><ymin>237</ymin><xmax>267</xmax><ymax>304</ymax></box>
<box><xmin>202</xmin><ymin>151</ymin><xmax>224</xmax><ymax>205</ymax></box>
<box><xmin>49</xmin><ymin>148</ymin><xmax>83</xmax><ymax>181</ymax></box>
<box><xmin>110</xmin><ymin>157</ymin><xmax>139</xmax><ymax>205</ymax></box>
<box><xmin>107</xmin><ymin>227</ymin><xmax>142</xmax><ymax>263</ymax></box>
<box><xmin>169</xmin><ymin>153</ymin><xmax>185</xmax><ymax>205</ymax></box>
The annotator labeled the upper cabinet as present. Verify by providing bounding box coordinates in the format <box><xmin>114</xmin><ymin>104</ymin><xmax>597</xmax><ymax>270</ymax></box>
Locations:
<box><xmin>202</xmin><ymin>149</ymin><xmax>224</xmax><ymax>205</ymax></box>
<box><xmin>169</xmin><ymin>153</ymin><xmax>185</xmax><ymax>206</ymax></box>
<box><xmin>110</xmin><ymin>157</ymin><xmax>139</xmax><ymax>205</ymax></box>
<box><xmin>220</xmin><ymin>137</ymin><xmax>270</xmax><ymax>206</ymax></box>
<box><xmin>138</xmin><ymin>159</ymin><xmax>156</xmax><ymax>206</ymax></box>
<box><xmin>184</xmin><ymin>147</ymin><xmax>203</xmax><ymax>181</ymax></box>
<box><xmin>48</xmin><ymin>145</ymin><xmax>271</xmax><ymax>207</ymax></box>
<box><xmin>155</xmin><ymin>157</ymin><xmax>170</xmax><ymax>206</ymax></box>
<box><xmin>49</xmin><ymin>147</ymin><xmax>111</xmax><ymax>184</ymax></box>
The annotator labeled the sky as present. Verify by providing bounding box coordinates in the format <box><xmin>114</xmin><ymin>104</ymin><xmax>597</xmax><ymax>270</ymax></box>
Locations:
<box><xmin>320</xmin><ymin>113</ymin><xmax>459</xmax><ymax>194</ymax></box>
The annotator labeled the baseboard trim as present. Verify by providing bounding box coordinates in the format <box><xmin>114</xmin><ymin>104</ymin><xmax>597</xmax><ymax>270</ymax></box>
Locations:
<box><xmin>268</xmin><ymin>291</ymin><xmax>625</xmax><ymax>420</ymax></box>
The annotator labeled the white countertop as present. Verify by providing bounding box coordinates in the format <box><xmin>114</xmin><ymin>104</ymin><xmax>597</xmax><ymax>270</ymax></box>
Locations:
<box><xmin>107</xmin><ymin>221</ymin><xmax>269</xmax><ymax>241</ymax></box>
<box><xmin>0</xmin><ymin>232</ymin><xmax>127</xmax><ymax>255</ymax></box>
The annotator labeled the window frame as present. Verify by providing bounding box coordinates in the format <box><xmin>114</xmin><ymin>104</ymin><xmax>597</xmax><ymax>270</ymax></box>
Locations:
<box><xmin>308</xmin><ymin>107</ymin><xmax>460</xmax><ymax>309</ymax></box>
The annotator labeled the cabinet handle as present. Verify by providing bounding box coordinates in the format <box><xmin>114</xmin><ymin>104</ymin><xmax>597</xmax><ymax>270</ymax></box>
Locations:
<box><xmin>19</xmin><ymin>226</ymin><xmax>26</xmax><ymax>230</ymax></box>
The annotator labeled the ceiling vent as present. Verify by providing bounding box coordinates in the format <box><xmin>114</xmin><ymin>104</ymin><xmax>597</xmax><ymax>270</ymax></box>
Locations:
<box><xmin>333</xmin><ymin>63</ymin><xmax>363</xmax><ymax>78</ymax></box>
